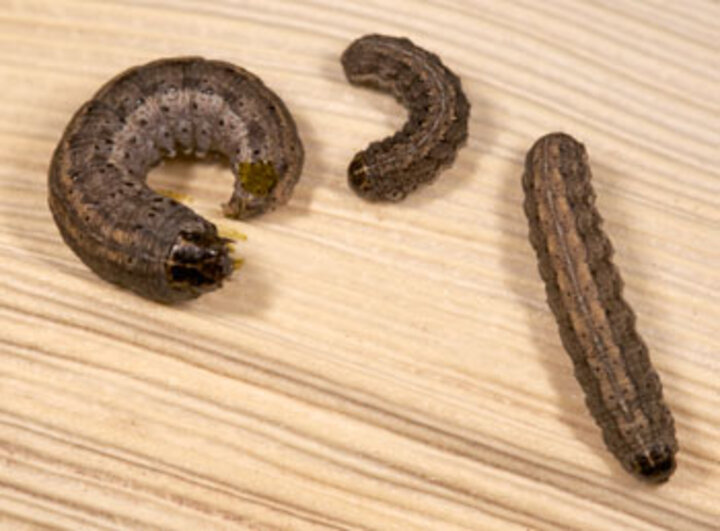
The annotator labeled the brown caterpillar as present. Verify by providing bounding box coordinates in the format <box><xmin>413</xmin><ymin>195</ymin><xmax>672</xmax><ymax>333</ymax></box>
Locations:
<box><xmin>341</xmin><ymin>34</ymin><xmax>470</xmax><ymax>202</ymax></box>
<box><xmin>522</xmin><ymin>132</ymin><xmax>678</xmax><ymax>482</ymax></box>
<box><xmin>48</xmin><ymin>57</ymin><xmax>304</xmax><ymax>303</ymax></box>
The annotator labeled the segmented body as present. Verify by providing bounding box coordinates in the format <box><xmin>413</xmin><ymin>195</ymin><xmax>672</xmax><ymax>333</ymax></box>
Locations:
<box><xmin>341</xmin><ymin>34</ymin><xmax>469</xmax><ymax>201</ymax></box>
<box><xmin>522</xmin><ymin>132</ymin><xmax>677</xmax><ymax>482</ymax></box>
<box><xmin>48</xmin><ymin>57</ymin><xmax>303</xmax><ymax>302</ymax></box>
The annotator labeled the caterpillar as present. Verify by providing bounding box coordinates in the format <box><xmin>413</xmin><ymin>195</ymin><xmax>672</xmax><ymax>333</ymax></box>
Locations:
<box><xmin>48</xmin><ymin>57</ymin><xmax>303</xmax><ymax>303</ymax></box>
<box><xmin>341</xmin><ymin>34</ymin><xmax>469</xmax><ymax>202</ymax></box>
<box><xmin>522</xmin><ymin>132</ymin><xmax>678</xmax><ymax>482</ymax></box>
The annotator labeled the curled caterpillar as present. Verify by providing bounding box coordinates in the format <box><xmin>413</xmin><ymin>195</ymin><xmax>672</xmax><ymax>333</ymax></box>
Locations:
<box><xmin>522</xmin><ymin>132</ymin><xmax>678</xmax><ymax>482</ymax></box>
<box><xmin>341</xmin><ymin>34</ymin><xmax>469</xmax><ymax>202</ymax></box>
<box><xmin>48</xmin><ymin>57</ymin><xmax>303</xmax><ymax>303</ymax></box>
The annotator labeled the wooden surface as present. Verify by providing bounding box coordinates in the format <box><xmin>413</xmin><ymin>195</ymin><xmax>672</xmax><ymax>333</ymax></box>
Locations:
<box><xmin>1</xmin><ymin>1</ymin><xmax>718</xmax><ymax>529</ymax></box>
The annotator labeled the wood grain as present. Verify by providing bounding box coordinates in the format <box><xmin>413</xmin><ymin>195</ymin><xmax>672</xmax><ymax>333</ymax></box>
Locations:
<box><xmin>0</xmin><ymin>0</ymin><xmax>718</xmax><ymax>529</ymax></box>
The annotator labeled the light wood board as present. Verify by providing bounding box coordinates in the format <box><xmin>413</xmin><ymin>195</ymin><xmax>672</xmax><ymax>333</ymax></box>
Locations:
<box><xmin>0</xmin><ymin>1</ymin><xmax>718</xmax><ymax>529</ymax></box>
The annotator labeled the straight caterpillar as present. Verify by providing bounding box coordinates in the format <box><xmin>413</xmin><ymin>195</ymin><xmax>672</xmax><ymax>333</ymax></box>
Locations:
<box><xmin>522</xmin><ymin>132</ymin><xmax>678</xmax><ymax>482</ymax></box>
